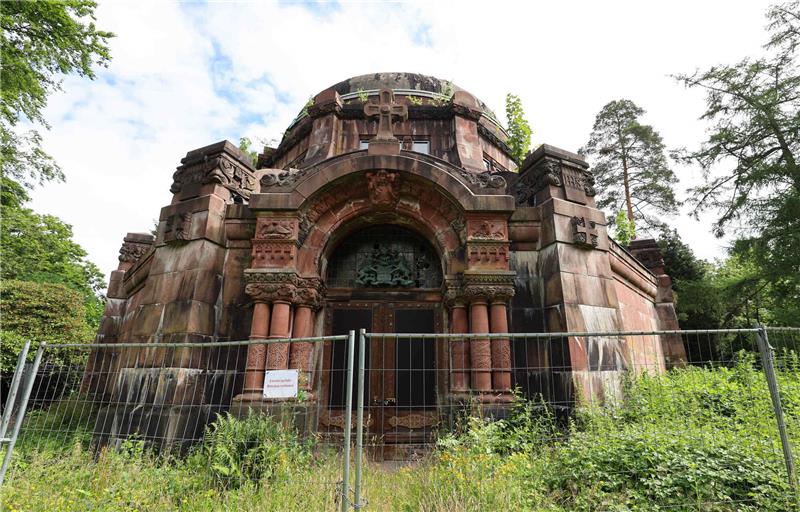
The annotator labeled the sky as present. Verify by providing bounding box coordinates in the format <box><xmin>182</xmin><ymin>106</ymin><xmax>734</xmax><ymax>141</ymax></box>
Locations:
<box><xmin>29</xmin><ymin>0</ymin><xmax>775</xmax><ymax>284</ymax></box>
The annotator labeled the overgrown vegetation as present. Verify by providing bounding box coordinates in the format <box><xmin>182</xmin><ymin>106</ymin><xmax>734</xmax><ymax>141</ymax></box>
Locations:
<box><xmin>3</xmin><ymin>359</ymin><xmax>797</xmax><ymax>511</ymax></box>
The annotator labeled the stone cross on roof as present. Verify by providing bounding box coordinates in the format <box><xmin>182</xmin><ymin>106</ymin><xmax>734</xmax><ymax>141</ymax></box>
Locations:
<box><xmin>364</xmin><ymin>88</ymin><xmax>408</xmax><ymax>142</ymax></box>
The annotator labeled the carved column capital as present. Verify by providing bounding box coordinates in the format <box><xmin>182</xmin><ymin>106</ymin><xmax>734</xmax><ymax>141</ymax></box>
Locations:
<box><xmin>244</xmin><ymin>270</ymin><xmax>298</xmax><ymax>303</ymax></box>
<box><xmin>462</xmin><ymin>271</ymin><xmax>516</xmax><ymax>304</ymax></box>
<box><xmin>295</xmin><ymin>276</ymin><xmax>325</xmax><ymax>310</ymax></box>
<box><xmin>443</xmin><ymin>277</ymin><xmax>466</xmax><ymax>309</ymax></box>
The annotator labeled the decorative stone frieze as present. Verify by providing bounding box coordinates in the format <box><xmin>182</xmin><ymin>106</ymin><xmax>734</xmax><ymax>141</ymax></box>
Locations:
<box><xmin>252</xmin><ymin>217</ymin><xmax>298</xmax><ymax>268</ymax></box>
<box><xmin>467</xmin><ymin>242</ymin><xmax>509</xmax><ymax>266</ymax></box>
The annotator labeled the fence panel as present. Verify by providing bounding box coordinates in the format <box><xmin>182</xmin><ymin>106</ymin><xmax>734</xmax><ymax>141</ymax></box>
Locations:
<box><xmin>354</xmin><ymin>329</ymin><xmax>798</xmax><ymax>511</ymax></box>
<box><xmin>0</xmin><ymin>334</ymin><xmax>356</xmax><ymax>511</ymax></box>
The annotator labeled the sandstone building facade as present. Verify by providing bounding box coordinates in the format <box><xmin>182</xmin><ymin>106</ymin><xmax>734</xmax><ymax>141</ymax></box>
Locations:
<box><xmin>84</xmin><ymin>73</ymin><xmax>685</xmax><ymax>450</ymax></box>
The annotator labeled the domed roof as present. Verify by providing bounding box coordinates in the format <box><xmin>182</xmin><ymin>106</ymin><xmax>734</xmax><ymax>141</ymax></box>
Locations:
<box><xmin>323</xmin><ymin>72</ymin><xmax>499</xmax><ymax>122</ymax></box>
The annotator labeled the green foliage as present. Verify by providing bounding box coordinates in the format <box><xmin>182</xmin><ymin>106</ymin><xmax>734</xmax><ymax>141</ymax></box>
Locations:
<box><xmin>0</xmin><ymin>280</ymin><xmax>94</xmax><ymax>371</ymax></box>
<box><xmin>356</xmin><ymin>88</ymin><xmax>369</xmax><ymax>103</ymax></box>
<box><xmin>0</xmin><ymin>329</ymin><xmax>27</xmax><ymax>374</ymax></box>
<box><xmin>0</xmin><ymin>0</ymin><xmax>113</xmax><ymax>191</ymax></box>
<box><xmin>192</xmin><ymin>412</ymin><xmax>313</xmax><ymax>489</ymax></box>
<box><xmin>237</xmin><ymin>137</ymin><xmax>259</xmax><ymax>167</ymax></box>
<box><xmin>3</xmin><ymin>362</ymin><xmax>799</xmax><ymax>510</ymax></box>
<box><xmin>674</xmin><ymin>2</ymin><xmax>800</xmax><ymax>322</ymax></box>
<box><xmin>582</xmin><ymin>99</ymin><xmax>678</xmax><ymax>231</ymax></box>
<box><xmin>1</xmin><ymin>205</ymin><xmax>104</xmax><ymax>296</ymax></box>
<box><xmin>504</xmin><ymin>93</ymin><xmax>532</xmax><ymax>166</ymax></box>
<box><xmin>406</xmin><ymin>94</ymin><xmax>423</xmax><ymax>106</ymax></box>
<box><xmin>613</xmin><ymin>210</ymin><xmax>636</xmax><ymax>246</ymax></box>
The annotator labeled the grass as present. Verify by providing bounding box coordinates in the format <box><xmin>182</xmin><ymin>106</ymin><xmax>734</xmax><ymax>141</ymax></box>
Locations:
<box><xmin>1</xmin><ymin>353</ymin><xmax>798</xmax><ymax>511</ymax></box>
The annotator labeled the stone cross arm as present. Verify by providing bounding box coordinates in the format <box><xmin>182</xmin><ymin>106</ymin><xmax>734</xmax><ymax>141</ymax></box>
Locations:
<box><xmin>364</xmin><ymin>88</ymin><xmax>408</xmax><ymax>141</ymax></box>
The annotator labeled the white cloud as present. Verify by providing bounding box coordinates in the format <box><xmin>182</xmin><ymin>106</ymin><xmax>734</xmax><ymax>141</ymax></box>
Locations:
<box><xmin>29</xmin><ymin>0</ymin><xmax>774</xmax><ymax>284</ymax></box>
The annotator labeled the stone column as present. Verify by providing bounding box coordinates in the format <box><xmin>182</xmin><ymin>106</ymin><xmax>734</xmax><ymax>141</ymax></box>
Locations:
<box><xmin>489</xmin><ymin>297</ymin><xmax>512</xmax><ymax>392</ymax></box>
<box><xmin>266</xmin><ymin>300</ymin><xmax>293</xmax><ymax>369</ymax></box>
<box><xmin>240</xmin><ymin>301</ymin><xmax>271</xmax><ymax>400</ymax></box>
<box><xmin>468</xmin><ymin>296</ymin><xmax>492</xmax><ymax>392</ymax></box>
<box><xmin>445</xmin><ymin>279</ymin><xmax>470</xmax><ymax>392</ymax></box>
<box><xmin>289</xmin><ymin>278</ymin><xmax>323</xmax><ymax>391</ymax></box>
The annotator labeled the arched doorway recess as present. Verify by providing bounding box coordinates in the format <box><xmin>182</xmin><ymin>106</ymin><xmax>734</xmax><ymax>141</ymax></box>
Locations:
<box><xmin>322</xmin><ymin>225</ymin><xmax>444</xmax><ymax>457</ymax></box>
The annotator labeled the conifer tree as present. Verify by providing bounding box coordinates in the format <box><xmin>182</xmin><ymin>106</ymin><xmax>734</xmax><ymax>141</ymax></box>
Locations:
<box><xmin>582</xmin><ymin>99</ymin><xmax>678</xmax><ymax>232</ymax></box>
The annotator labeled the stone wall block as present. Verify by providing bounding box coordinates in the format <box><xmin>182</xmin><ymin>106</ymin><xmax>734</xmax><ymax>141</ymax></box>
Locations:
<box><xmin>162</xmin><ymin>300</ymin><xmax>215</xmax><ymax>335</ymax></box>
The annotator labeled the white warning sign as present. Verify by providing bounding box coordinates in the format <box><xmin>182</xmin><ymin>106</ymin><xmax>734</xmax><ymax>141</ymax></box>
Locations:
<box><xmin>263</xmin><ymin>369</ymin><xmax>299</xmax><ymax>399</ymax></box>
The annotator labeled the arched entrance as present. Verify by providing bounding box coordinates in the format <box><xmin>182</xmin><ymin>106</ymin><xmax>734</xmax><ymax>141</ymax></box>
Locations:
<box><xmin>321</xmin><ymin>225</ymin><xmax>444</xmax><ymax>457</ymax></box>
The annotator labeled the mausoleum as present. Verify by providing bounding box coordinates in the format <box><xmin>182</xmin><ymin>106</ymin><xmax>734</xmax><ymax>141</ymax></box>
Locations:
<box><xmin>83</xmin><ymin>72</ymin><xmax>685</xmax><ymax>451</ymax></box>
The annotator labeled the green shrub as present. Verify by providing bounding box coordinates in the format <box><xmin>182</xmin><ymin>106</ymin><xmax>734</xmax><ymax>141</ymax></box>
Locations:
<box><xmin>191</xmin><ymin>412</ymin><xmax>314</xmax><ymax>489</ymax></box>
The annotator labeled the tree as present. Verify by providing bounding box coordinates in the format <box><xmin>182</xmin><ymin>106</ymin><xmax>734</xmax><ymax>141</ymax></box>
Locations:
<box><xmin>582</xmin><ymin>99</ymin><xmax>679</xmax><ymax>233</ymax></box>
<box><xmin>1</xmin><ymin>0</ymin><xmax>113</xmax><ymax>191</ymax></box>
<box><xmin>674</xmin><ymin>1</ymin><xmax>799</xmax><ymax>324</ymax></box>
<box><xmin>505</xmin><ymin>93</ymin><xmax>532</xmax><ymax>167</ymax></box>
<box><xmin>613</xmin><ymin>210</ymin><xmax>636</xmax><ymax>246</ymax></box>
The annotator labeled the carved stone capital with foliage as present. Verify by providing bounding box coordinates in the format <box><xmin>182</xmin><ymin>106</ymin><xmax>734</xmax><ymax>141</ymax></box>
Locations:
<box><xmin>462</xmin><ymin>271</ymin><xmax>516</xmax><ymax>303</ymax></box>
<box><xmin>244</xmin><ymin>270</ymin><xmax>298</xmax><ymax>303</ymax></box>
<box><xmin>296</xmin><ymin>277</ymin><xmax>325</xmax><ymax>310</ymax></box>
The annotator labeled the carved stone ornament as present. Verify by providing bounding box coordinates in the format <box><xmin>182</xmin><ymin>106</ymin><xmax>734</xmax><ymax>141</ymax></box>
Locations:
<box><xmin>244</xmin><ymin>271</ymin><xmax>298</xmax><ymax>303</ymax></box>
<box><xmin>364</xmin><ymin>88</ymin><xmax>408</xmax><ymax>141</ymax></box>
<box><xmin>457</xmin><ymin>168</ymin><xmax>506</xmax><ymax>189</ymax></box>
<box><xmin>257</xmin><ymin>220</ymin><xmax>294</xmax><ymax>239</ymax></box>
<box><xmin>118</xmin><ymin>241</ymin><xmax>151</xmax><ymax>263</ymax></box>
<box><xmin>355</xmin><ymin>245</ymin><xmax>414</xmax><ymax>287</ymax></box>
<box><xmin>462</xmin><ymin>284</ymin><xmax>515</xmax><ymax>303</ymax></box>
<box><xmin>171</xmin><ymin>154</ymin><xmax>256</xmax><ymax>199</ymax></box>
<box><xmin>470</xmin><ymin>220</ymin><xmax>504</xmax><ymax>240</ymax></box>
<box><xmin>260</xmin><ymin>167</ymin><xmax>308</xmax><ymax>189</ymax></box>
<box><xmin>365</xmin><ymin>169</ymin><xmax>400</xmax><ymax>208</ymax></box>
<box><xmin>163</xmin><ymin>212</ymin><xmax>192</xmax><ymax>243</ymax></box>
<box><xmin>297</xmin><ymin>212</ymin><xmax>313</xmax><ymax>245</ymax></box>
<box><xmin>514</xmin><ymin>159</ymin><xmax>562</xmax><ymax>206</ymax></box>
<box><xmin>296</xmin><ymin>277</ymin><xmax>325</xmax><ymax>309</ymax></box>
<box><xmin>450</xmin><ymin>216</ymin><xmax>467</xmax><ymax>246</ymax></box>
<box><xmin>462</xmin><ymin>272</ymin><xmax>515</xmax><ymax>302</ymax></box>
<box><xmin>443</xmin><ymin>278</ymin><xmax>465</xmax><ymax>309</ymax></box>
<box><xmin>571</xmin><ymin>216</ymin><xmax>598</xmax><ymax>249</ymax></box>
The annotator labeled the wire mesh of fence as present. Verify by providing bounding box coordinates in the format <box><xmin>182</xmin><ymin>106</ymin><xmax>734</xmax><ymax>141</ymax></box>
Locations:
<box><xmin>353</xmin><ymin>328</ymin><xmax>799</xmax><ymax>511</ymax></box>
<box><xmin>0</xmin><ymin>327</ymin><xmax>798</xmax><ymax>511</ymax></box>
<box><xmin>0</xmin><ymin>334</ymin><xmax>358</xmax><ymax>510</ymax></box>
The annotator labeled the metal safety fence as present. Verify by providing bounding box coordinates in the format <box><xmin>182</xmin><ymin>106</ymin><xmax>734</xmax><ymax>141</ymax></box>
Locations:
<box><xmin>0</xmin><ymin>333</ymin><xmax>359</xmax><ymax>511</ymax></box>
<box><xmin>1</xmin><ymin>326</ymin><xmax>798</xmax><ymax>511</ymax></box>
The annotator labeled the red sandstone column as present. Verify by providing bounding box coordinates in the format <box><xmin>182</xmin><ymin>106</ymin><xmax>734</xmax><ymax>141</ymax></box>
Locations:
<box><xmin>450</xmin><ymin>304</ymin><xmax>470</xmax><ymax>391</ymax></box>
<box><xmin>266</xmin><ymin>301</ymin><xmax>292</xmax><ymax>369</ymax></box>
<box><xmin>241</xmin><ymin>301</ymin><xmax>271</xmax><ymax>399</ymax></box>
<box><xmin>469</xmin><ymin>299</ymin><xmax>492</xmax><ymax>391</ymax></box>
<box><xmin>289</xmin><ymin>305</ymin><xmax>315</xmax><ymax>390</ymax></box>
<box><xmin>490</xmin><ymin>301</ymin><xmax>512</xmax><ymax>392</ymax></box>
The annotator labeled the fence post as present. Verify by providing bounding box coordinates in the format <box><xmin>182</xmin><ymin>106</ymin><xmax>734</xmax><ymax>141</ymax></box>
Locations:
<box><xmin>340</xmin><ymin>330</ymin><xmax>356</xmax><ymax>512</ymax></box>
<box><xmin>354</xmin><ymin>329</ymin><xmax>366</xmax><ymax>509</ymax></box>
<box><xmin>756</xmin><ymin>326</ymin><xmax>797</xmax><ymax>492</ymax></box>
<box><xmin>0</xmin><ymin>340</ymin><xmax>31</xmax><ymax>442</ymax></box>
<box><xmin>0</xmin><ymin>341</ymin><xmax>46</xmax><ymax>487</ymax></box>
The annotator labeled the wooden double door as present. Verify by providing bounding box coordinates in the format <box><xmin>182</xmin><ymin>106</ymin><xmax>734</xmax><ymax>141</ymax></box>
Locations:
<box><xmin>324</xmin><ymin>300</ymin><xmax>443</xmax><ymax>458</ymax></box>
